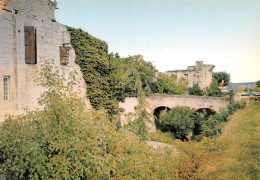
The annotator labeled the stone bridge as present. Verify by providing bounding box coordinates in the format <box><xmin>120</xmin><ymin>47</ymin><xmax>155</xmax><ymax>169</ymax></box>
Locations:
<box><xmin>119</xmin><ymin>94</ymin><xmax>228</xmax><ymax>126</ymax></box>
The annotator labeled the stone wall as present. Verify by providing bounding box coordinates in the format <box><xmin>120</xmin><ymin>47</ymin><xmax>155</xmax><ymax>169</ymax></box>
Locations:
<box><xmin>165</xmin><ymin>61</ymin><xmax>214</xmax><ymax>89</ymax></box>
<box><xmin>0</xmin><ymin>0</ymin><xmax>88</xmax><ymax>121</ymax></box>
<box><xmin>119</xmin><ymin>94</ymin><xmax>228</xmax><ymax>126</ymax></box>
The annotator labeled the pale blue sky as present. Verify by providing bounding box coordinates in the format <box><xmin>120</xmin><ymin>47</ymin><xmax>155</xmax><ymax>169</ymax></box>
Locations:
<box><xmin>56</xmin><ymin>0</ymin><xmax>260</xmax><ymax>83</ymax></box>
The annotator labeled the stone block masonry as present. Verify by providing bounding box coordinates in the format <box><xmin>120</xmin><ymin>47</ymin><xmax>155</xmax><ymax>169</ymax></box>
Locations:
<box><xmin>0</xmin><ymin>0</ymin><xmax>89</xmax><ymax>121</ymax></box>
<box><xmin>165</xmin><ymin>61</ymin><xmax>215</xmax><ymax>89</ymax></box>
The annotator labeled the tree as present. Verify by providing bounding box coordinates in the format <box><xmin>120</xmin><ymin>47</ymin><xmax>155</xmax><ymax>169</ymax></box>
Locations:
<box><xmin>154</xmin><ymin>73</ymin><xmax>185</xmax><ymax>95</ymax></box>
<box><xmin>256</xmin><ymin>80</ymin><xmax>260</xmax><ymax>88</ymax></box>
<box><xmin>205</xmin><ymin>80</ymin><xmax>222</xmax><ymax>97</ymax></box>
<box><xmin>160</xmin><ymin>106</ymin><xmax>196</xmax><ymax>141</ymax></box>
<box><xmin>109</xmin><ymin>53</ymin><xmax>158</xmax><ymax>99</ymax></box>
<box><xmin>213</xmin><ymin>72</ymin><xmax>231</xmax><ymax>87</ymax></box>
<box><xmin>188</xmin><ymin>84</ymin><xmax>204</xmax><ymax>96</ymax></box>
<box><xmin>125</xmin><ymin>69</ymin><xmax>152</xmax><ymax>140</ymax></box>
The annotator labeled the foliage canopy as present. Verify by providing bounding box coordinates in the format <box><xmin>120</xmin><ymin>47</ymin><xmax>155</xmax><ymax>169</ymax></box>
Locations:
<box><xmin>213</xmin><ymin>71</ymin><xmax>231</xmax><ymax>87</ymax></box>
<box><xmin>188</xmin><ymin>83</ymin><xmax>204</xmax><ymax>96</ymax></box>
<box><xmin>160</xmin><ymin>106</ymin><xmax>197</xmax><ymax>140</ymax></box>
<box><xmin>205</xmin><ymin>80</ymin><xmax>223</xmax><ymax>97</ymax></box>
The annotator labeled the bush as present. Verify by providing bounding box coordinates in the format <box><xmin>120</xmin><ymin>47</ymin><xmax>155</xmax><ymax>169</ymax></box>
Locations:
<box><xmin>188</xmin><ymin>84</ymin><xmax>204</xmax><ymax>96</ymax></box>
<box><xmin>0</xmin><ymin>61</ymin><xmax>114</xmax><ymax>179</ymax></box>
<box><xmin>0</xmin><ymin>61</ymin><xmax>182</xmax><ymax>179</ymax></box>
<box><xmin>205</xmin><ymin>80</ymin><xmax>222</xmax><ymax>97</ymax></box>
<box><xmin>160</xmin><ymin>106</ymin><xmax>196</xmax><ymax>141</ymax></box>
<box><xmin>199</xmin><ymin>100</ymin><xmax>247</xmax><ymax>138</ymax></box>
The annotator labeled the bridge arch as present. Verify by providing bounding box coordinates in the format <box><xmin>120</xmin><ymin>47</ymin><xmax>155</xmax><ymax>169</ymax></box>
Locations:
<box><xmin>153</xmin><ymin>106</ymin><xmax>171</xmax><ymax>128</ymax></box>
<box><xmin>195</xmin><ymin>108</ymin><xmax>216</xmax><ymax>118</ymax></box>
<box><xmin>119</xmin><ymin>95</ymin><xmax>228</xmax><ymax>128</ymax></box>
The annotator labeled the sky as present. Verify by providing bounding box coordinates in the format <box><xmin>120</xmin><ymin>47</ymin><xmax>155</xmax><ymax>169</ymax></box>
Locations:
<box><xmin>56</xmin><ymin>0</ymin><xmax>260</xmax><ymax>83</ymax></box>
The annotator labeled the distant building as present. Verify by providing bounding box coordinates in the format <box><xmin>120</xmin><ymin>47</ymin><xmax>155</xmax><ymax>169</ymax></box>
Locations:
<box><xmin>0</xmin><ymin>0</ymin><xmax>87</xmax><ymax>121</ymax></box>
<box><xmin>165</xmin><ymin>61</ymin><xmax>214</xmax><ymax>89</ymax></box>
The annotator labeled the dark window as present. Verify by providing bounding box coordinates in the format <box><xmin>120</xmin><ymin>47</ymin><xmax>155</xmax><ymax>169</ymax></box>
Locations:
<box><xmin>24</xmin><ymin>26</ymin><xmax>37</xmax><ymax>64</ymax></box>
<box><xmin>60</xmin><ymin>46</ymin><xmax>68</xmax><ymax>66</ymax></box>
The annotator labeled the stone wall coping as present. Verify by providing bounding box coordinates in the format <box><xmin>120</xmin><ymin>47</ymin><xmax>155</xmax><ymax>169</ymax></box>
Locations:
<box><xmin>147</xmin><ymin>94</ymin><xmax>226</xmax><ymax>101</ymax></box>
<box><xmin>166</xmin><ymin>69</ymin><xmax>193</xmax><ymax>73</ymax></box>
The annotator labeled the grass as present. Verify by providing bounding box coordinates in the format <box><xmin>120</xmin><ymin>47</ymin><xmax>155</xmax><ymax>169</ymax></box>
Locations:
<box><xmin>199</xmin><ymin>105</ymin><xmax>260</xmax><ymax>179</ymax></box>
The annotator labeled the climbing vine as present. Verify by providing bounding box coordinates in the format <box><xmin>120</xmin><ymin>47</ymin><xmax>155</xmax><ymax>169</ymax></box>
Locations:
<box><xmin>67</xmin><ymin>27</ymin><xmax>117</xmax><ymax>117</ymax></box>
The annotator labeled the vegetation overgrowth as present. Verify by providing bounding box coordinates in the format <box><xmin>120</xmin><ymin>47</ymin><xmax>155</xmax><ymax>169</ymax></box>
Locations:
<box><xmin>0</xmin><ymin>62</ymin><xmax>259</xmax><ymax>179</ymax></box>
<box><xmin>188</xmin><ymin>83</ymin><xmax>204</xmax><ymax>96</ymax></box>
<box><xmin>67</xmin><ymin>26</ymin><xmax>225</xmax><ymax>122</ymax></box>
<box><xmin>0</xmin><ymin>62</ymin><xmax>177</xmax><ymax>179</ymax></box>
<box><xmin>157</xmin><ymin>100</ymin><xmax>246</xmax><ymax>141</ymax></box>
<box><xmin>67</xmin><ymin>27</ymin><xmax>118</xmax><ymax>118</ymax></box>
<box><xmin>1</xmin><ymin>27</ymin><xmax>256</xmax><ymax>179</ymax></box>
<box><xmin>198</xmin><ymin>104</ymin><xmax>260</xmax><ymax>179</ymax></box>
<box><xmin>213</xmin><ymin>71</ymin><xmax>231</xmax><ymax>87</ymax></box>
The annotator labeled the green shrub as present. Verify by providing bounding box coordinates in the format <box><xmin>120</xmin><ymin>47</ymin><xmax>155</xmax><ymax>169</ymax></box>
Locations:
<box><xmin>205</xmin><ymin>80</ymin><xmax>222</xmax><ymax>97</ymax></box>
<box><xmin>0</xmin><ymin>61</ymin><xmax>182</xmax><ymax>179</ymax></box>
<box><xmin>0</xmin><ymin>61</ymin><xmax>113</xmax><ymax>179</ymax></box>
<box><xmin>200</xmin><ymin>100</ymin><xmax>247</xmax><ymax>138</ymax></box>
<box><xmin>188</xmin><ymin>83</ymin><xmax>204</xmax><ymax>96</ymax></box>
<box><xmin>160</xmin><ymin>106</ymin><xmax>196</xmax><ymax>140</ymax></box>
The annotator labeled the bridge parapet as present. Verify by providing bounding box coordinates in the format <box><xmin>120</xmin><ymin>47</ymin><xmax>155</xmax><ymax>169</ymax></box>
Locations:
<box><xmin>119</xmin><ymin>95</ymin><xmax>228</xmax><ymax>126</ymax></box>
<box><xmin>148</xmin><ymin>94</ymin><xmax>226</xmax><ymax>101</ymax></box>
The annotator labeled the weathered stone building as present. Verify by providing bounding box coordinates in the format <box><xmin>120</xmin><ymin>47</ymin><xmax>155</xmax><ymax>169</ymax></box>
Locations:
<box><xmin>0</xmin><ymin>0</ymin><xmax>87</xmax><ymax>121</ymax></box>
<box><xmin>165</xmin><ymin>61</ymin><xmax>214</xmax><ymax>89</ymax></box>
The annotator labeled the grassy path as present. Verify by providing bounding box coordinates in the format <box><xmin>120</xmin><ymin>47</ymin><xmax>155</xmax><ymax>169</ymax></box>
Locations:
<box><xmin>200</xmin><ymin>105</ymin><xmax>260</xmax><ymax>179</ymax></box>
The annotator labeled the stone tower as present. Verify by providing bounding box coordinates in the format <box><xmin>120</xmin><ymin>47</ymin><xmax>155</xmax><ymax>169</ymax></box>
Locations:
<box><xmin>165</xmin><ymin>61</ymin><xmax>215</xmax><ymax>89</ymax></box>
<box><xmin>0</xmin><ymin>0</ymin><xmax>87</xmax><ymax>121</ymax></box>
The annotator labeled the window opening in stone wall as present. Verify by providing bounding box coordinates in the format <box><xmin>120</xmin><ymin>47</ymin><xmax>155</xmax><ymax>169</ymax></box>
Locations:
<box><xmin>60</xmin><ymin>45</ymin><xmax>71</xmax><ymax>66</ymax></box>
<box><xmin>60</xmin><ymin>46</ymin><xmax>68</xmax><ymax>66</ymax></box>
<box><xmin>24</xmin><ymin>26</ymin><xmax>37</xmax><ymax>64</ymax></box>
<box><xmin>3</xmin><ymin>76</ymin><xmax>10</xmax><ymax>101</ymax></box>
<box><xmin>66</xmin><ymin>48</ymin><xmax>71</xmax><ymax>65</ymax></box>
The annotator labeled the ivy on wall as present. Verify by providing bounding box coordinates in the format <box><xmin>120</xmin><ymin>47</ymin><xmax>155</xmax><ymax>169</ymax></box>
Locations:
<box><xmin>67</xmin><ymin>27</ymin><xmax>117</xmax><ymax>116</ymax></box>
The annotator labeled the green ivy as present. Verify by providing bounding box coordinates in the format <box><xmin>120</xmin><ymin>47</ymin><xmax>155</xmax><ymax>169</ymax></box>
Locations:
<box><xmin>67</xmin><ymin>27</ymin><xmax>117</xmax><ymax>117</ymax></box>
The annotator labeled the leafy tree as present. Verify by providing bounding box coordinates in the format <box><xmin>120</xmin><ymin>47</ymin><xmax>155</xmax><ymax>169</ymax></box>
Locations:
<box><xmin>178</xmin><ymin>77</ymin><xmax>188</xmax><ymax>90</ymax></box>
<box><xmin>188</xmin><ymin>84</ymin><xmax>204</xmax><ymax>96</ymax></box>
<box><xmin>256</xmin><ymin>80</ymin><xmax>260</xmax><ymax>88</ymax></box>
<box><xmin>109</xmin><ymin>53</ymin><xmax>158</xmax><ymax>99</ymax></box>
<box><xmin>160</xmin><ymin>106</ymin><xmax>196</xmax><ymax>141</ymax></box>
<box><xmin>125</xmin><ymin>69</ymin><xmax>151</xmax><ymax>140</ymax></box>
<box><xmin>154</xmin><ymin>73</ymin><xmax>185</xmax><ymax>95</ymax></box>
<box><xmin>213</xmin><ymin>72</ymin><xmax>231</xmax><ymax>87</ymax></box>
<box><xmin>205</xmin><ymin>80</ymin><xmax>222</xmax><ymax>97</ymax></box>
